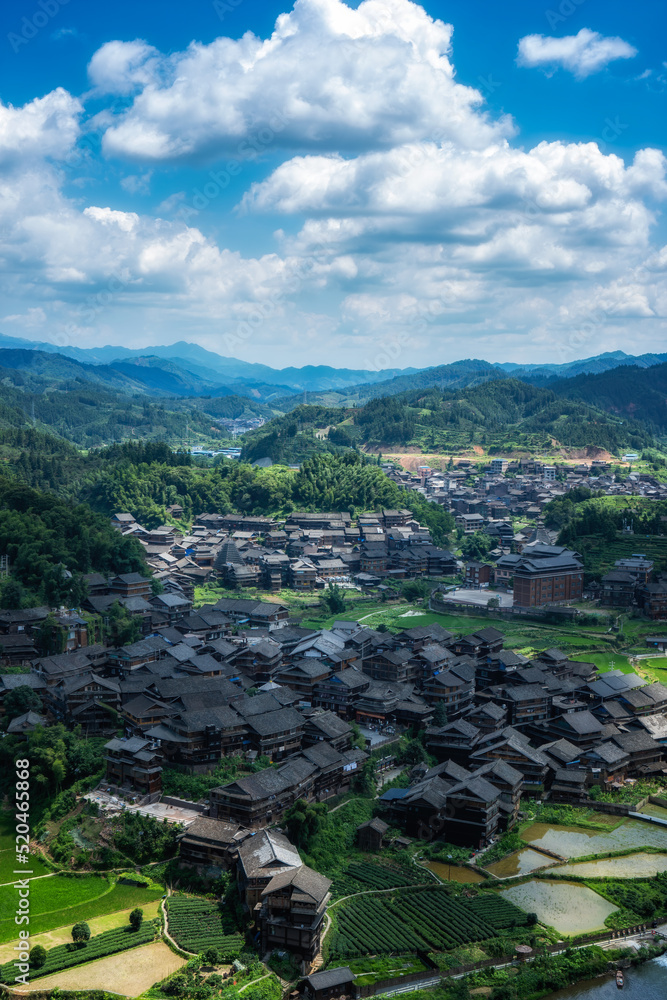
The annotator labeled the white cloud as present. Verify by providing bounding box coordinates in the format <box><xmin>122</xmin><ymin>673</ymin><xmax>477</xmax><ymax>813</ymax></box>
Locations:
<box><xmin>96</xmin><ymin>0</ymin><xmax>512</xmax><ymax>163</ymax></box>
<box><xmin>1</xmin><ymin>307</ymin><xmax>47</xmax><ymax>328</ymax></box>
<box><xmin>0</xmin><ymin>6</ymin><xmax>665</xmax><ymax>367</ymax></box>
<box><xmin>517</xmin><ymin>28</ymin><xmax>637</xmax><ymax>79</ymax></box>
<box><xmin>88</xmin><ymin>40</ymin><xmax>161</xmax><ymax>94</ymax></box>
<box><xmin>0</xmin><ymin>89</ymin><xmax>81</xmax><ymax>164</ymax></box>
<box><xmin>120</xmin><ymin>171</ymin><xmax>153</xmax><ymax>195</ymax></box>
<box><xmin>244</xmin><ymin>140</ymin><xmax>666</xmax><ymax>280</ymax></box>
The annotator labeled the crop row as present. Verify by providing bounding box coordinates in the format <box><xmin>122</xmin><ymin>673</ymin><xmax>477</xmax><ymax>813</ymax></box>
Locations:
<box><xmin>330</xmin><ymin>889</ymin><xmax>528</xmax><ymax>959</ymax></box>
<box><xmin>167</xmin><ymin>898</ymin><xmax>243</xmax><ymax>956</ymax></box>
<box><xmin>467</xmin><ymin>895</ymin><xmax>530</xmax><ymax>930</ymax></box>
<box><xmin>0</xmin><ymin>920</ymin><xmax>159</xmax><ymax>983</ymax></box>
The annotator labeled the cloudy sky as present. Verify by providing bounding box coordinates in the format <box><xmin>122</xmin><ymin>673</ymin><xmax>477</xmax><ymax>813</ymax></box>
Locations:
<box><xmin>0</xmin><ymin>0</ymin><xmax>665</xmax><ymax>370</ymax></box>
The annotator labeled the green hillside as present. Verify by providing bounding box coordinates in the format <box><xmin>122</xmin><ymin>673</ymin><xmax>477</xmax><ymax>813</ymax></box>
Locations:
<box><xmin>551</xmin><ymin>362</ymin><xmax>667</xmax><ymax>434</ymax></box>
<box><xmin>241</xmin><ymin>379</ymin><xmax>656</xmax><ymax>462</ymax></box>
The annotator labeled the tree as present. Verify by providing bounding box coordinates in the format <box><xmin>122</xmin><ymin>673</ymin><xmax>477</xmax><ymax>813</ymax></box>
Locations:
<box><xmin>487</xmin><ymin>595</ymin><xmax>500</xmax><ymax>609</ymax></box>
<box><xmin>432</xmin><ymin>701</ymin><xmax>448</xmax><ymax>727</ymax></box>
<box><xmin>29</xmin><ymin>945</ymin><xmax>47</xmax><ymax>968</ymax></box>
<box><xmin>3</xmin><ymin>685</ymin><xmax>43</xmax><ymax>723</ymax></box>
<box><xmin>283</xmin><ymin>798</ymin><xmax>328</xmax><ymax>850</ymax></box>
<box><xmin>107</xmin><ymin>601</ymin><xmax>141</xmax><ymax>647</ymax></box>
<box><xmin>322</xmin><ymin>582</ymin><xmax>346</xmax><ymax>615</ymax></box>
<box><xmin>129</xmin><ymin>908</ymin><xmax>143</xmax><ymax>931</ymax></box>
<box><xmin>34</xmin><ymin>614</ymin><xmax>66</xmax><ymax>657</ymax></box>
<box><xmin>203</xmin><ymin>947</ymin><xmax>219</xmax><ymax>965</ymax></box>
<box><xmin>71</xmin><ymin>922</ymin><xmax>91</xmax><ymax>943</ymax></box>
<box><xmin>352</xmin><ymin>758</ymin><xmax>376</xmax><ymax>797</ymax></box>
<box><xmin>0</xmin><ymin>577</ymin><xmax>24</xmax><ymax>609</ymax></box>
<box><xmin>460</xmin><ymin>532</ymin><xmax>493</xmax><ymax>560</ymax></box>
<box><xmin>402</xmin><ymin>579</ymin><xmax>431</xmax><ymax>601</ymax></box>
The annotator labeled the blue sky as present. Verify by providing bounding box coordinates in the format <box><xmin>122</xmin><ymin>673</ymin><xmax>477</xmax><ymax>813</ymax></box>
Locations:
<box><xmin>0</xmin><ymin>0</ymin><xmax>665</xmax><ymax>368</ymax></box>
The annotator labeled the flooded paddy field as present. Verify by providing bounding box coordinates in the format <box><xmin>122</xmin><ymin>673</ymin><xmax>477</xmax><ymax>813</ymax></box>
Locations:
<box><xmin>500</xmin><ymin>879</ymin><xmax>618</xmax><ymax>934</ymax></box>
<box><xmin>424</xmin><ymin>861</ymin><xmax>485</xmax><ymax>883</ymax></box>
<box><xmin>522</xmin><ymin>819</ymin><xmax>667</xmax><ymax>858</ymax></box>
<box><xmin>554</xmin><ymin>851</ymin><xmax>667</xmax><ymax>879</ymax></box>
<box><xmin>484</xmin><ymin>848</ymin><xmax>556</xmax><ymax>878</ymax></box>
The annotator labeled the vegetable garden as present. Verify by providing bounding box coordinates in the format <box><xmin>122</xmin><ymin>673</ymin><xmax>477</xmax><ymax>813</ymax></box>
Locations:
<box><xmin>166</xmin><ymin>897</ymin><xmax>244</xmax><ymax>957</ymax></box>
<box><xmin>329</xmin><ymin>888</ymin><xmax>530</xmax><ymax>959</ymax></box>
<box><xmin>0</xmin><ymin>919</ymin><xmax>159</xmax><ymax>983</ymax></box>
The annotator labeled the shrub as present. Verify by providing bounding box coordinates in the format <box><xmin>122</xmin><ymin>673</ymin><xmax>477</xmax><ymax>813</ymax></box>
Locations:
<box><xmin>71</xmin><ymin>922</ymin><xmax>90</xmax><ymax>943</ymax></box>
<box><xmin>29</xmin><ymin>945</ymin><xmax>46</xmax><ymax>969</ymax></box>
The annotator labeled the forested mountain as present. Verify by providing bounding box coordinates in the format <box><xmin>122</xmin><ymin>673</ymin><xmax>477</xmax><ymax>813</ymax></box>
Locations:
<box><xmin>549</xmin><ymin>363</ymin><xmax>667</xmax><ymax>433</ymax></box>
<box><xmin>0</xmin><ymin>334</ymin><xmax>414</xmax><ymax>394</ymax></box>
<box><xmin>241</xmin><ymin>379</ymin><xmax>656</xmax><ymax>462</ymax></box>
<box><xmin>0</xmin><ymin>475</ymin><xmax>146</xmax><ymax>608</ymax></box>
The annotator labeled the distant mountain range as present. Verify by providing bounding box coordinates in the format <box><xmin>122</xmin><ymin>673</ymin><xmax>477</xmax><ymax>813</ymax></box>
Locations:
<box><xmin>0</xmin><ymin>331</ymin><xmax>665</xmax><ymax>403</ymax></box>
<box><xmin>0</xmin><ymin>333</ymin><xmax>416</xmax><ymax>399</ymax></box>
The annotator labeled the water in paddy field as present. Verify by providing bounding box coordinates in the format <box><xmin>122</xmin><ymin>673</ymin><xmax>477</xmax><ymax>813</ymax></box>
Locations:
<box><xmin>522</xmin><ymin>820</ymin><xmax>667</xmax><ymax>858</ymax></box>
<box><xmin>544</xmin><ymin>954</ymin><xmax>667</xmax><ymax>1000</ymax></box>
<box><xmin>484</xmin><ymin>847</ymin><xmax>556</xmax><ymax>877</ymax></box>
<box><xmin>499</xmin><ymin>880</ymin><xmax>618</xmax><ymax>935</ymax></box>
<box><xmin>554</xmin><ymin>852</ymin><xmax>667</xmax><ymax>879</ymax></box>
<box><xmin>423</xmin><ymin>861</ymin><xmax>485</xmax><ymax>883</ymax></box>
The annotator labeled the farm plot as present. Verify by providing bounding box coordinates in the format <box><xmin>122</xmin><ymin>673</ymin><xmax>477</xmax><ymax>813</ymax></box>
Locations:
<box><xmin>333</xmin><ymin>861</ymin><xmax>430</xmax><ymax>897</ymax></box>
<box><xmin>0</xmin><ymin>876</ymin><xmax>163</xmax><ymax>943</ymax></box>
<box><xmin>11</xmin><ymin>941</ymin><xmax>185</xmax><ymax>998</ymax></box>
<box><xmin>330</xmin><ymin>889</ymin><xmax>530</xmax><ymax>959</ymax></box>
<box><xmin>166</xmin><ymin>897</ymin><xmax>244</xmax><ymax>957</ymax></box>
<box><xmin>0</xmin><ymin>919</ymin><xmax>159</xmax><ymax>983</ymax></box>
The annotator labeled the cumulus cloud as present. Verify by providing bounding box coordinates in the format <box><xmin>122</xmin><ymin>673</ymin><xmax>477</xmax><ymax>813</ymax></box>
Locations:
<box><xmin>517</xmin><ymin>28</ymin><xmax>637</xmax><ymax>79</ymax></box>
<box><xmin>95</xmin><ymin>0</ymin><xmax>512</xmax><ymax>162</ymax></box>
<box><xmin>243</xmin><ymin>140</ymin><xmax>667</xmax><ymax>279</ymax></box>
<box><xmin>0</xmin><ymin>91</ymin><xmax>317</xmax><ymax>351</ymax></box>
<box><xmin>0</xmin><ymin>89</ymin><xmax>81</xmax><ymax>164</ymax></box>
<box><xmin>88</xmin><ymin>40</ymin><xmax>162</xmax><ymax>94</ymax></box>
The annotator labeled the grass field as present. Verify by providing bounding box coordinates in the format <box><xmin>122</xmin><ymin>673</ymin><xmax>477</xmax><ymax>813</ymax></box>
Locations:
<box><xmin>0</xmin><ymin>853</ymin><xmax>53</xmax><ymax>885</ymax></box>
<box><xmin>585</xmin><ymin>653</ymin><xmax>635</xmax><ymax>674</ymax></box>
<box><xmin>12</xmin><ymin>941</ymin><xmax>186</xmax><ymax>998</ymax></box>
<box><xmin>0</xmin><ymin>876</ymin><xmax>163</xmax><ymax>943</ymax></box>
<box><xmin>0</xmin><ymin>815</ymin><xmax>54</xmax><ymax>885</ymax></box>
<box><xmin>0</xmin><ymin>899</ymin><xmax>162</xmax><ymax>964</ymax></box>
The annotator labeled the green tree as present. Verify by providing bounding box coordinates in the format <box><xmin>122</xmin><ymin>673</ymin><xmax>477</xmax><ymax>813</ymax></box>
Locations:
<box><xmin>3</xmin><ymin>685</ymin><xmax>43</xmax><ymax>723</ymax></box>
<box><xmin>0</xmin><ymin>577</ymin><xmax>24</xmax><ymax>609</ymax></box>
<box><xmin>29</xmin><ymin>945</ymin><xmax>47</xmax><ymax>968</ymax></box>
<box><xmin>432</xmin><ymin>701</ymin><xmax>448</xmax><ymax>727</ymax></box>
<box><xmin>322</xmin><ymin>582</ymin><xmax>346</xmax><ymax>615</ymax></box>
<box><xmin>34</xmin><ymin>614</ymin><xmax>66</xmax><ymax>657</ymax></box>
<box><xmin>107</xmin><ymin>601</ymin><xmax>141</xmax><ymax>646</ymax></box>
<box><xmin>352</xmin><ymin>759</ymin><xmax>376</xmax><ymax>797</ymax></box>
<box><xmin>402</xmin><ymin>579</ymin><xmax>431</xmax><ymax>601</ymax></box>
<box><xmin>129</xmin><ymin>908</ymin><xmax>143</xmax><ymax>931</ymax></box>
<box><xmin>71</xmin><ymin>922</ymin><xmax>91</xmax><ymax>943</ymax></box>
<box><xmin>283</xmin><ymin>798</ymin><xmax>328</xmax><ymax>850</ymax></box>
<box><xmin>460</xmin><ymin>532</ymin><xmax>493</xmax><ymax>560</ymax></box>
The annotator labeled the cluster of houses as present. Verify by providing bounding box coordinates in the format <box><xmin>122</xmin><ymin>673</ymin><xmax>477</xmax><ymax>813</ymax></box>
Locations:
<box><xmin>388</xmin><ymin>456</ymin><xmax>667</xmax><ymax>515</ymax></box>
<box><xmin>4</xmin><ymin>602</ymin><xmax>666</xmax><ymax>823</ymax></box>
<box><xmin>3</xmin><ymin>572</ymin><xmax>667</xmax><ymax>971</ymax></box>
<box><xmin>110</xmin><ymin>508</ymin><xmax>459</xmax><ymax>596</ymax></box>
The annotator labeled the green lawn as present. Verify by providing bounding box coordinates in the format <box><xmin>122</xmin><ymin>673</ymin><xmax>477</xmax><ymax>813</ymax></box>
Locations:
<box><xmin>585</xmin><ymin>653</ymin><xmax>635</xmax><ymax>674</ymax></box>
<box><xmin>0</xmin><ymin>815</ymin><xmax>54</xmax><ymax>884</ymax></box>
<box><xmin>0</xmin><ymin>876</ymin><xmax>163</xmax><ymax>943</ymax></box>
